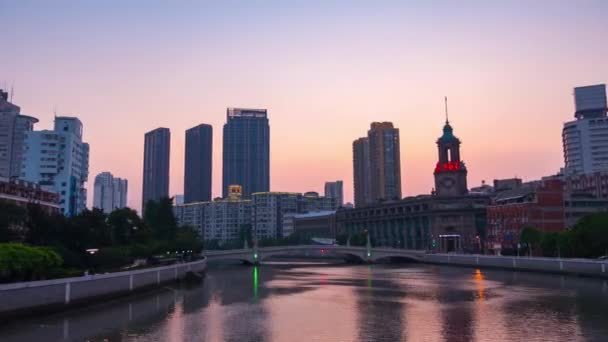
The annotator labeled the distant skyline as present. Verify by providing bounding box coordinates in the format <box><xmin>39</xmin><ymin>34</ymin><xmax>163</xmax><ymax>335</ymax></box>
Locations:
<box><xmin>1</xmin><ymin>1</ymin><xmax>607</xmax><ymax>212</ymax></box>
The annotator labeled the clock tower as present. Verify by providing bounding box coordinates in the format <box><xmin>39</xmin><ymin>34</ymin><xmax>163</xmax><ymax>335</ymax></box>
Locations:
<box><xmin>433</xmin><ymin>98</ymin><xmax>468</xmax><ymax>197</ymax></box>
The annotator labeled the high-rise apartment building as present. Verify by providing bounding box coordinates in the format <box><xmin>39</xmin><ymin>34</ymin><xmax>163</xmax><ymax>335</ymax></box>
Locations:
<box><xmin>0</xmin><ymin>89</ymin><xmax>38</xmax><ymax>178</ymax></box>
<box><xmin>368</xmin><ymin>122</ymin><xmax>402</xmax><ymax>202</ymax></box>
<box><xmin>324</xmin><ymin>180</ymin><xmax>343</xmax><ymax>207</ymax></box>
<box><xmin>22</xmin><ymin>117</ymin><xmax>90</xmax><ymax>216</ymax></box>
<box><xmin>93</xmin><ymin>171</ymin><xmax>128</xmax><ymax>213</ymax></box>
<box><xmin>353</xmin><ymin>137</ymin><xmax>371</xmax><ymax>207</ymax></box>
<box><xmin>222</xmin><ymin>108</ymin><xmax>269</xmax><ymax>198</ymax></box>
<box><xmin>184</xmin><ymin>124</ymin><xmax>212</xmax><ymax>203</ymax></box>
<box><xmin>563</xmin><ymin>84</ymin><xmax>608</xmax><ymax>174</ymax></box>
<box><xmin>142</xmin><ymin>128</ymin><xmax>170</xmax><ymax>210</ymax></box>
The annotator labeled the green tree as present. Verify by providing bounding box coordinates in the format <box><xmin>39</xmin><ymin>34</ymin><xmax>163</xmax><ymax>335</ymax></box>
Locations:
<box><xmin>0</xmin><ymin>243</ymin><xmax>63</xmax><ymax>282</ymax></box>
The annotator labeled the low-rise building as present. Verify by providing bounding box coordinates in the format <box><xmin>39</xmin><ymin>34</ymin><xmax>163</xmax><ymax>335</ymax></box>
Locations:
<box><xmin>0</xmin><ymin>176</ymin><xmax>60</xmax><ymax>214</ymax></box>
<box><xmin>173</xmin><ymin>185</ymin><xmax>251</xmax><ymax>244</ymax></box>
<box><xmin>564</xmin><ymin>193</ymin><xmax>608</xmax><ymax>228</ymax></box>
<box><xmin>252</xmin><ymin>192</ymin><xmax>300</xmax><ymax>239</ymax></box>
<box><xmin>292</xmin><ymin>211</ymin><xmax>336</xmax><ymax>240</ymax></box>
<box><xmin>336</xmin><ymin>194</ymin><xmax>489</xmax><ymax>252</ymax></box>
<box><xmin>485</xmin><ymin>179</ymin><xmax>564</xmax><ymax>254</ymax></box>
<box><xmin>252</xmin><ymin>191</ymin><xmax>339</xmax><ymax>239</ymax></box>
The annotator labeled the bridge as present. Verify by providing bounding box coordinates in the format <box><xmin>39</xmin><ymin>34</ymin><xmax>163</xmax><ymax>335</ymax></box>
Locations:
<box><xmin>203</xmin><ymin>244</ymin><xmax>426</xmax><ymax>264</ymax></box>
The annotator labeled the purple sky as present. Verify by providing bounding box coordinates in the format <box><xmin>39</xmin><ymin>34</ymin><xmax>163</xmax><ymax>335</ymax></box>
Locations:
<box><xmin>1</xmin><ymin>0</ymin><xmax>607</xmax><ymax>212</ymax></box>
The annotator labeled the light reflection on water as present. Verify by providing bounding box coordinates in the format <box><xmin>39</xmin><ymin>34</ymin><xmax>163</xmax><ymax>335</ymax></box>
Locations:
<box><xmin>1</xmin><ymin>262</ymin><xmax>608</xmax><ymax>342</ymax></box>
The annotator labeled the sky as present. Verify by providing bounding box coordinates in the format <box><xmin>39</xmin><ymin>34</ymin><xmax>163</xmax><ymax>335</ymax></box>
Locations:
<box><xmin>1</xmin><ymin>0</ymin><xmax>607</xmax><ymax>212</ymax></box>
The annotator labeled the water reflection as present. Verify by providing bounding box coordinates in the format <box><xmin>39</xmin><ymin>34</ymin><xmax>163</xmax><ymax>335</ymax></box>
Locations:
<box><xmin>1</xmin><ymin>262</ymin><xmax>608</xmax><ymax>341</ymax></box>
<box><xmin>355</xmin><ymin>265</ymin><xmax>406</xmax><ymax>341</ymax></box>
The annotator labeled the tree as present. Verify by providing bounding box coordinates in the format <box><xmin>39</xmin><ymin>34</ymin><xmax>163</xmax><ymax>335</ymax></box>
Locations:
<box><xmin>69</xmin><ymin>208</ymin><xmax>112</xmax><ymax>249</ymax></box>
<box><xmin>0</xmin><ymin>201</ymin><xmax>27</xmax><ymax>242</ymax></box>
<box><xmin>25</xmin><ymin>203</ymin><xmax>67</xmax><ymax>246</ymax></box>
<box><xmin>144</xmin><ymin>197</ymin><xmax>177</xmax><ymax>240</ymax></box>
<box><xmin>0</xmin><ymin>243</ymin><xmax>63</xmax><ymax>282</ymax></box>
<box><xmin>520</xmin><ymin>227</ymin><xmax>543</xmax><ymax>255</ymax></box>
<box><xmin>172</xmin><ymin>226</ymin><xmax>203</xmax><ymax>253</ymax></box>
<box><xmin>107</xmin><ymin>207</ymin><xmax>149</xmax><ymax>245</ymax></box>
<box><xmin>569</xmin><ymin>212</ymin><xmax>608</xmax><ymax>258</ymax></box>
<box><xmin>239</xmin><ymin>224</ymin><xmax>253</xmax><ymax>247</ymax></box>
<box><xmin>540</xmin><ymin>232</ymin><xmax>559</xmax><ymax>257</ymax></box>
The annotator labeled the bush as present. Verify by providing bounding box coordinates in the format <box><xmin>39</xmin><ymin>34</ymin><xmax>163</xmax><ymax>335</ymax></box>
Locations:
<box><xmin>90</xmin><ymin>246</ymin><xmax>132</xmax><ymax>271</ymax></box>
<box><xmin>0</xmin><ymin>243</ymin><xmax>63</xmax><ymax>282</ymax></box>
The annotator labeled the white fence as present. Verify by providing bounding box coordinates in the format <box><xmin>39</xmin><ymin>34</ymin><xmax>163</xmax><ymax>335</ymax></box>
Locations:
<box><xmin>0</xmin><ymin>258</ymin><xmax>207</xmax><ymax>315</ymax></box>
<box><xmin>424</xmin><ymin>254</ymin><xmax>608</xmax><ymax>278</ymax></box>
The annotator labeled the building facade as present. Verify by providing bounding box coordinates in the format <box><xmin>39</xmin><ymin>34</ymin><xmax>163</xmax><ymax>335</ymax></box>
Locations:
<box><xmin>563</xmin><ymin>84</ymin><xmax>608</xmax><ymax>174</ymax></box>
<box><xmin>353</xmin><ymin>137</ymin><xmax>371</xmax><ymax>207</ymax></box>
<box><xmin>0</xmin><ymin>176</ymin><xmax>60</xmax><ymax>214</ymax></box>
<box><xmin>338</xmin><ymin>117</ymin><xmax>488</xmax><ymax>253</ymax></box>
<box><xmin>252</xmin><ymin>191</ymin><xmax>339</xmax><ymax>239</ymax></box>
<box><xmin>368</xmin><ymin>122</ymin><xmax>402</xmax><ymax>202</ymax></box>
<box><xmin>222</xmin><ymin>108</ymin><xmax>269</xmax><ymax>198</ymax></box>
<box><xmin>485</xmin><ymin>179</ymin><xmax>564</xmax><ymax>254</ymax></box>
<box><xmin>0</xmin><ymin>89</ymin><xmax>38</xmax><ymax>179</ymax></box>
<box><xmin>292</xmin><ymin>210</ymin><xmax>336</xmax><ymax>240</ymax></box>
<box><xmin>174</xmin><ymin>185</ymin><xmax>252</xmax><ymax>244</ymax></box>
<box><xmin>93</xmin><ymin>172</ymin><xmax>128</xmax><ymax>213</ymax></box>
<box><xmin>21</xmin><ymin>117</ymin><xmax>89</xmax><ymax>216</ymax></box>
<box><xmin>142</xmin><ymin>127</ymin><xmax>170</xmax><ymax>210</ymax></box>
<box><xmin>336</xmin><ymin>194</ymin><xmax>488</xmax><ymax>252</ymax></box>
<box><xmin>184</xmin><ymin>124</ymin><xmax>212</xmax><ymax>203</ymax></box>
<box><xmin>324</xmin><ymin>180</ymin><xmax>344</xmax><ymax>208</ymax></box>
<box><xmin>252</xmin><ymin>192</ymin><xmax>300</xmax><ymax>239</ymax></box>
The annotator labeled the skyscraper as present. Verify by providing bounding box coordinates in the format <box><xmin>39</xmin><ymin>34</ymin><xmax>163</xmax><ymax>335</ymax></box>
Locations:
<box><xmin>368</xmin><ymin>122</ymin><xmax>402</xmax><ymax>202</ymax></box>
<box><xmin>0</xmin><ymin>89</ymin><xmax>38</xmax><ymax>178</ymax></box>
<box><xmin>324</xmin><ymin>180</ymin><xmax>344</xmax><ymax>207</ymax></box>
<box><xmin>222</xmin><ymin>108</ymin><xmax>269</xmax><ymax>198</ymax></box>
<box><xmin>563</xmin><ymin>84</ymin><xmax>608</xmax><ymax>174</ymax></box>
<box><xmin>353</xmin><ymin>137</ymin><xmax>371</xmax><ymax>207</ymax></box>
<box><xmin>22</xmin><ymin>116</ymin><xmax>90</xmax><ymax>216</ymax></box>
<box><xmin>142</xmin><ymin>127</ymin><xmax>170</xmax><ymax>210</ymax></box>
<box><xmin>93</xmin><ymin>171</ymin><xmax>128</xmax><ymax>213</ymax></box>
<box><xmin>184</xmin><ymin>124</ymin><xmax>212</xmax><ymax>203</ymax></box>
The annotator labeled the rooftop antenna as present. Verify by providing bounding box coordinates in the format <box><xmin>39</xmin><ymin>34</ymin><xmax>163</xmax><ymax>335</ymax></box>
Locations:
<box><xmin>10</xmin><ymin>85</ymin><xmax>14</xmax><ymax>102</ymax></box>
<box><xmin>444</xmin><ymin>96</ymin><xmax>449</xmax><ymax>124</ymax></box>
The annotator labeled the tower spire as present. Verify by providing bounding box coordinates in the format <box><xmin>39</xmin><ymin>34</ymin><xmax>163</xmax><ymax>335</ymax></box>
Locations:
<box><xmin>444</xmin><ymin>96</ymin><xmax>449</xmax><ymax>124</ymax></box>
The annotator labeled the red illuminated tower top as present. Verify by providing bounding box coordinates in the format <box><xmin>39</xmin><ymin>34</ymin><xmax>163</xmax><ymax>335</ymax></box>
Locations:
<box><xmin>433</xmin><ymin>97</ymin><xmax>468</xmax><ymax>196</ymax></box>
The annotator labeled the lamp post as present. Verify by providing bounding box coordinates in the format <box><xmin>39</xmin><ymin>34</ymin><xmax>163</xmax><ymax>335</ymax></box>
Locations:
<box><xmin>85</xmin><ymin>248</ymin><xmax>98</xmax><ymax>275</ymax></box>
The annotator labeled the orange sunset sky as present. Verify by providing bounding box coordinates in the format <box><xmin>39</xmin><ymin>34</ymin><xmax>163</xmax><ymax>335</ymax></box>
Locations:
<box><xmin>1</xmin><ymin>1</ymin><xmax>607</xmax><ymax>212</ymax></box>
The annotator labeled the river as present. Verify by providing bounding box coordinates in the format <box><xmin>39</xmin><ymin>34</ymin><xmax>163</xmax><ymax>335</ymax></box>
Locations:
<box><xmin>2</xmin><ymin>261</ymin><xmax>608</xmax><ymax>341</ymax></box>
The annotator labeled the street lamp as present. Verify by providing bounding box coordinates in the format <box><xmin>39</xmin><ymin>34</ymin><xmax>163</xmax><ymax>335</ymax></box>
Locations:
<box><xmin>85</xmin><ymin>248</ymin><xmax>98</xmax><ymax>276</ymax></box>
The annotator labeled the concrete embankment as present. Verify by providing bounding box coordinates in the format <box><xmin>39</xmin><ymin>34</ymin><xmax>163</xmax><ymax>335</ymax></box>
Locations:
<box><xmin>423</xmin><ymin>253</ymin><xmax>608</xmax><ymax>278</ymax></box>
<box><xmin>0</xmin><ymin>258</ymin><xmax>207</xmax><ymax>320</ymax></box>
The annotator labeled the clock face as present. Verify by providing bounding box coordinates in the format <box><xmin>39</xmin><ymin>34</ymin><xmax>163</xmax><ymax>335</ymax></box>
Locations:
<box><xmin>440</xmin><ymin>177</ymin><xmax>456</xmax><ymax>188</ymax></box>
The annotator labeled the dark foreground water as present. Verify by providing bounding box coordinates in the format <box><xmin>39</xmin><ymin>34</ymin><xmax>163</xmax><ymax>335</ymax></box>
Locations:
<box><xmin>2</xmin><ymin>261</ymin><xmax>608</xmax><ymax>342</ymax></box>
